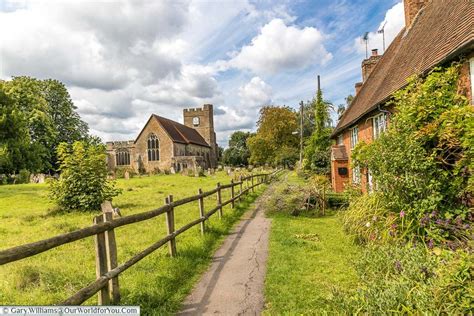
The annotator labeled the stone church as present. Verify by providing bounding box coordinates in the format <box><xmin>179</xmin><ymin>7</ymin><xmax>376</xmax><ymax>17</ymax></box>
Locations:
<box><xmin>106</xmin><ymin>104</ymin><xmax>218</xmax><ymax>173</ymax></box>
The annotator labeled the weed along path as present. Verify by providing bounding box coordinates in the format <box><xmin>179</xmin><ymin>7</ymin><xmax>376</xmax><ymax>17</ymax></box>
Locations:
<box><xmin>178</xmin><ymin>181</ymin><xmax>275</xmax><ymax>315</ymax></box>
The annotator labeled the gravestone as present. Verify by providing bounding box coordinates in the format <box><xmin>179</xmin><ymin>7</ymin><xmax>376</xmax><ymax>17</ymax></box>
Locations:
<box><xmin>170</xmin><ymin>166</ymin><xmax>176</xmax><ymax>174</ymax></box>
<box><xmin>101</xmin><ymin>200</ymin><xmax>114</xmax><ymax>213</ymax></box>
<box><xmin>124</xmin><ymin>171</ymin><xmax>130</xmax><ymax>180</ymax></box>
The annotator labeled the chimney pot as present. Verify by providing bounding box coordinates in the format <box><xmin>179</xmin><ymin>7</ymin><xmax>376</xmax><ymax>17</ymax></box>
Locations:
<box><xmin>371</xmin><ymin>49</ymin><xmax>378</xmax><ymax>56</ymax></box>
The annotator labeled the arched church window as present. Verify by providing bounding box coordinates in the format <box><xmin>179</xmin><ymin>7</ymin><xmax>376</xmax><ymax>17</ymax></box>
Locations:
<box><xmin>116</xmin><ymin>149</ymin><xmax>130</xmax><ymax>166</ymax></box>
<box><xmin>147</xmin><ymin>134</ymin><xmax>159</xmax><ymax>161</ymax></box>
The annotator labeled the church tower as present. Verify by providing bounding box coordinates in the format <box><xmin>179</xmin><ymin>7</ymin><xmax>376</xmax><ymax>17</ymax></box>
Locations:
<box><xmin>183</xmin><ymin>104</ymin><xmax>218</xmax><ymax>168</ymax></box>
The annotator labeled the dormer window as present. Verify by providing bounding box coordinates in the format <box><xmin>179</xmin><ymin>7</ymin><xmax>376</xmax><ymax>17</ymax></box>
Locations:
<box><xmin>193</xmin><ymin>117</ymin><xmax>200</xmax><ymax>126</ymax></box>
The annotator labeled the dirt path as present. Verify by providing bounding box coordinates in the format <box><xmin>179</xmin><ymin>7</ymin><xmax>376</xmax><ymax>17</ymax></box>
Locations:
<box><xmin>178</xmin><ymin>184</ymin><xmax>275</xmax><ymax>315</ymax></box>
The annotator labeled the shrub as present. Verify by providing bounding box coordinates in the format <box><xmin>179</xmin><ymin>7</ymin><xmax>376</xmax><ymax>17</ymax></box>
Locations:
<box><xmin>332</xmin><ymin>244</ymin><xmax>474</xmax><ymax>314</ymax></box>
<box><xmin>49</xmin><ymin>141</ymin><xmax>121</xmax><ymax>211</ymax></box>
<box><xmin>327</xmin><ymin>192</ymin><xmax>349</xmax><ymax>209</ymax></box>
<box><xmin>17</xmin><ymin>169</ymin><xmax>30</xmax><ymax>184</ymax></box>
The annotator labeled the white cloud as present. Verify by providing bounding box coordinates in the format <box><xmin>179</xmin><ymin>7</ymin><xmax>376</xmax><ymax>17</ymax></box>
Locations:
<box><xmin>225</xmin><ymin>18</ymin><xmax>332</xmax><ymax>75</ymax></box>
<box><xmin>354</xmin><ymin>2</ymin><xmax>405</xmax><ymax>56</ymax></box>
<box><xmin>238</xmin><ymin>76</ymin><xmax>272</xmax><ymax>108</ymax></box>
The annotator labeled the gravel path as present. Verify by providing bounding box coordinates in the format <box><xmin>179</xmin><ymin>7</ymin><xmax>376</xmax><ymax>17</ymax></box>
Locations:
<box><xmin>178</xmin><ymin>185</ymin><xmax>274</xmax><ymax>315</ymax></box>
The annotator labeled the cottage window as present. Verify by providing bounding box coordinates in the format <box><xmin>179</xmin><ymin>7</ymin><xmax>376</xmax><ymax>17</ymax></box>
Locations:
<box><xmin>337</xmin><ymin>134</ymin><xmax>343</xmax><ymax>145</ymax></box>
<box><xmin>372</xmin><ymin>113</ymin><xmax>387</xmax><ymax>139</ymax></box>
<box><xmin>116</xmin><ymin>149</ymin><xmax>130</xmax><ymax>166</ymax></box>
<box><xmin>350</xmin><ymin>126</ymin><xmax>358</xmax><ymax>149</ymax></box>
<box><xmin>147</xmin><ymin>134</ymin><xmax>159</xmax><ymax>161</ymax></box>
<box><xmin>352</xmin><ymin>166</ymin><xmax>361</xmax><ymax>184</ymax></box>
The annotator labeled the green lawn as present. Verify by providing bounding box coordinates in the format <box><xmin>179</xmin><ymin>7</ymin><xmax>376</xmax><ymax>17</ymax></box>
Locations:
<box><xmin>0</xmin><ymin>172</ymin><xmax>265</xmax><ymax>315</ymax></box>
<box><xmin>264</xmin><ymin>172</ymin><xmax>359</xmax><ymax>314</ymax></box>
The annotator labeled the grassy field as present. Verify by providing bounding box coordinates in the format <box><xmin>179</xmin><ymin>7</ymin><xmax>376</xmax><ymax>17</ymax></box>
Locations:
<box><xmin>264</xmin><ymin>172</ymin><xmax>359</xmax><ymax>314</ymax></box>
<box><xmin>0</xmin><ymin>172</ymin><xmax>266</xmax><ymax>315</ymax></box>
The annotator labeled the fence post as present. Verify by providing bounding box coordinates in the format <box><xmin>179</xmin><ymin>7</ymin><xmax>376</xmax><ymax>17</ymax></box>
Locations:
<box><xmin>103</xmin><ymin>212</ymin><xmax>120</xmax><ymax>304</ymax></box>
<box><xmin>230</xmin><ymin>180</ymin><xmax>235</xmax><ymax>209</ymax></box>
<box><xmin>94</xmin><ymin>215</ymin><xmax>110</xmax><ymax>305</ymax></box>
<box><xmin>165</xmin><ymin>195</ymin><xmax>177</xmax><ymax>257</ymax></box>
<box><xmin>251</xmin><ymin>174</ymin><xmax>255</xmax><ymax>192</ymax></box>
<box><xmin>239</xmin><ymin>176</ymin><xmax>243</xmax><ymax>202</ymax></box>
<box><xmin>217</xmin><ymin>182</ymin><xmax>223</xmax><ymax>219</ymax></box>
<box><xmin>198</xmin><ymin>188</ymin><xmax>205</xmax><ymax>234</ymax></box>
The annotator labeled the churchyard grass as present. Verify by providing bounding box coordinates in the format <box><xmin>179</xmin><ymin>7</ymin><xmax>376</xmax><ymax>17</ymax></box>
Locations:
<box><xmin>0</xmin><ymin>172</ymin><xmax>264</xmax><ymax>315</ymax></box>
<box><xmin>264</xmin><ymin>172</ymin><xmax>359</xmax><ymax>314</ymax></box>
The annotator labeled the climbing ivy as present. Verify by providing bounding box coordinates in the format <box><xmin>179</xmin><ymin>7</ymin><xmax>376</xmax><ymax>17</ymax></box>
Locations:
<box><xmin>349</xmin><ymin>63</ymin><xmax>473</xmax><ymax>248</ymax></box>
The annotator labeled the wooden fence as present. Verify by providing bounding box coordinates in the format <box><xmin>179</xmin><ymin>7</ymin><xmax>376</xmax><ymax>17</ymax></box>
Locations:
<box><xmin>0</xmin><ymin>170</ymin><xmax>280</xmax><ymax>305</ymax></box>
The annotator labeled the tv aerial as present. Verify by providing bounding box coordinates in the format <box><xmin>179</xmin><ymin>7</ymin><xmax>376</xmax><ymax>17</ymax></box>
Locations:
<box><xmin>378</xmin><ymin>21</ymin><xmax>387</xmax><ymax>52</ymax></box>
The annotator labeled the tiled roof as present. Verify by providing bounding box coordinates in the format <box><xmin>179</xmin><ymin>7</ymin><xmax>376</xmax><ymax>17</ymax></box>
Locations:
<box><xmin>333</xmin><ymin>0</ymin><xmax>474</xmax><ymax>137</ymax></box>
<box><xmin>153</xmin><ymin>115</ymin><xmax>210</xmax><ymax>147</ymax></box>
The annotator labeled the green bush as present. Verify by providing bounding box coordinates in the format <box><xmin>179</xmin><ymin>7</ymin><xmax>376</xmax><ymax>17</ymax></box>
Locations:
<box><xmin>49</xmin><ymin>141</ymin><xmax>121</xmax><ymax>211</ymax></box>
<box><xmin>327</xmin><ymin>192</ymin><xmax>349</xmax><ymax>209</ymax></box>
<box><xmin>332</xmin><ymin>244</ymin><xmax>474</xmax><ymax>314</ymax></box>
<box><xmin>17</xmin><ymin>169</ymin><xmax>30</xmax><ymax>184</ymax></box>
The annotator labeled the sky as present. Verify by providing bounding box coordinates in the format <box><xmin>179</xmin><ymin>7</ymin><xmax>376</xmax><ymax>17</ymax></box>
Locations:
<box><xmin>0</xmin><ymin>0</ymin><xmax>405</xmax><ymax>147</ymax></box>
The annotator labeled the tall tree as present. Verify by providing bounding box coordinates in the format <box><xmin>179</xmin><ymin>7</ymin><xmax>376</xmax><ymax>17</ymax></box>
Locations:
<box><xmin>2</xmin><ymin>77</ymin><xmax>55</xmax><ymax>172</ymax></box>
<box><xmin>42</xmin><ymin>79</ymin><xmax>89</xmax><ymax>169</ymax></box>
<box><xmin>222</xmin><ymin>131</ymin><xmax>253</xmax><ymax>166</ymax></box>
<box><xmin>247</xmin><ymin>106</ymin><xmax>298</xmax><ymax>166</ymax></box>
<box><xmin>303</xmin><ymin>87</ymin><xmax>333</xmax><ymax>174</ymax></box>
<box><xmin>0</xmin><ymin>85</ymin><xmax>32</xmax><ymax>174</ymax></box>
<box><xmin>1</xmin><ymin>76</ymin><xmax>89</xmax><ymax>174</ymax></box>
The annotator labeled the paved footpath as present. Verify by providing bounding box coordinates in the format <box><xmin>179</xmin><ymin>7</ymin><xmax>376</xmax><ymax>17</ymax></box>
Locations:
<box><xmin>178</xmin><ymin>186</ymin><xmax>273</xmax><ymax>315</ymax></box>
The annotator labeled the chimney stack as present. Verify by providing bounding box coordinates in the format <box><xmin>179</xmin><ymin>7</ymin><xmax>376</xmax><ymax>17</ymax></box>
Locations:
<box><xmin>361</xmin><ymin>50</ymin><xmax>382</xmax><ymax>82</ymax></box>
<box><xmin>404</xmin><ymin>0</ymin><xmax>426</xmax><ymax>28</ymax></box>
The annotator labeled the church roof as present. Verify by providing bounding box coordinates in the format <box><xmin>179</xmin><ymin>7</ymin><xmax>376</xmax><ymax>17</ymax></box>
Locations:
<box><xmin>151</xmin><ymin>115</ymin><xmax>210</xmax><ymax>147</ymax></box>
<box><xmin>332</xmin><ymin>0</ymin><xmax>474</xmax><ymax>137</ymax></box>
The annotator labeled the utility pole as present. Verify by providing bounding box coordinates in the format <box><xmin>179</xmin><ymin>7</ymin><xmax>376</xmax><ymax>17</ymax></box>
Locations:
<box><xmin>299</xmin><ymin>100</ymin><xmax>304</xmax><ymax>167</ymax></box>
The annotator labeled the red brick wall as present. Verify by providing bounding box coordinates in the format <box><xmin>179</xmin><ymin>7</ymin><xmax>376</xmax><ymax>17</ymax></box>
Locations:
<box><xmin>331</xmin><ymin>158</ymin><xmax>349</xmax><ymax>193</ymax></box>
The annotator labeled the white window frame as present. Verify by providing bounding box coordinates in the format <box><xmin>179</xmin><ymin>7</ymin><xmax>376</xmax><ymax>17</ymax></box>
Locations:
<box><xmin>350</xmin><ymin>126</ymin><xmax>358</xmax><ymax>149</ymax></box>
<box><xmin>372</xmin><ymin>113</ymin><xmax>387</xmax><ymax>139</ymax></box>
<box><xmin>337</xmin><ymin>134</ymin><xmax>343</xmax><ymax>145</ymax></box>
<box><xmin>470</xmin><ymin>57</ymin><xmax>474</xmax><ymax>105</ymax></box>
<box><xmin>352</xmin><ymin>166</ymin><xmax>361</xmax><ymax>184</ymax></box>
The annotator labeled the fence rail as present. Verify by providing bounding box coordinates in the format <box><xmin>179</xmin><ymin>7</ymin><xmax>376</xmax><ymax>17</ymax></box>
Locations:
<box><xmin>0</xmin><ymin>170</ymin><xmax>280</xmax><ymax>306</ymax></box>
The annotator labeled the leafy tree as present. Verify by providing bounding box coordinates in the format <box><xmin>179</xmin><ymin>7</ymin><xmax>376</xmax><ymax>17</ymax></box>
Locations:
<box><xmin>49</xmin><ymin>140</ymin><xmax>121</xmax><ymax>211</ymax></box>
<box><xmin>42</xmin><ymin>79</ymin><xmax>89</xmax><ymax>169</ymax></box>
<box><xmin>0</xmin><ymin>85</ymin><xmax>31</xmax><ymax>174</ymax></box>
<box><xmin>2</xmin><ymin>77</ymin><xmax>56</xmax><ymax>172</ymax></box>
<box><xmin>247</xmin><ymin>106</ymin><xmax>298</xmax><ymax>166</ymax></box>
<box><xmin>303</xmin><ymin>88</ymin><xmax>333</xmax><ymax>174</ymax></box>
<box><xmin>0</xmin><ymin>76</ymin><xmax>89</xmax><ymax>174</ymax></box>
<box><xmin>222</xmin><ymin>131</ymin><xmax>252</xmax><ymax>166</ymax></box>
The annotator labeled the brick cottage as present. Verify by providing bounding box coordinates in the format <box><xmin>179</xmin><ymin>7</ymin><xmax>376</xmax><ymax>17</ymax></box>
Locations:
<box><xmin>330</xmin><ymin>0</ymin><xmax>474</xmax><ymax>193</ymax></box>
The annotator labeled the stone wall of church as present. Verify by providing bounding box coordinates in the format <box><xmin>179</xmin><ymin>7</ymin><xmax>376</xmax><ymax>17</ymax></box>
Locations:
<box><xmin>134</xmin><ymin>118</ymin><xmax>174</xmax><ymax>172</ymax></box>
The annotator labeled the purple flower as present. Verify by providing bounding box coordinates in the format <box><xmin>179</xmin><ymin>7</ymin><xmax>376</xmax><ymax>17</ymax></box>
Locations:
<box><xmin>400</xmin><ymin>211</ymin><xmax>405</xmax><ymax>218</ymax></box>
<box><xmin>420</xmin><ymin>214</ymin><xmax>430</xmax><ymax>227</ymax></box>
<box><xmin>394</xmin><ymin>260</ymin><xmax>403</xmax><ymax>273</ymax></box>
<box><xmin>427</xmin><ymin>239</ymin><xmax>434</xmax><ymax>249</ymax></box>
